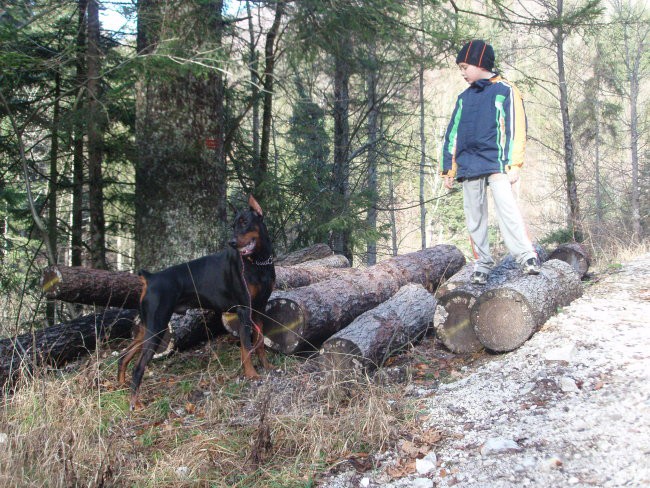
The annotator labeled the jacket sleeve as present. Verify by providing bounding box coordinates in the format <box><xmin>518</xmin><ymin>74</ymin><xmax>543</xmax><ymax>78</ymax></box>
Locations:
<box><xmin>502</xmin><ymin>82</ymin><xmax>527</xmax><ymax>170</ymax></box>
<box><xmin>441</xmin><ymin>97</ymin><xmax>463</xmax><ymax>177</ymax></box>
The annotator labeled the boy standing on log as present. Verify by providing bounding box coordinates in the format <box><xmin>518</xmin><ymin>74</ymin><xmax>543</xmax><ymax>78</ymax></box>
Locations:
<box><xmin>441</xmin><ymin>39</ymin><xmax>540</xmax><ymax>285</ymax></box>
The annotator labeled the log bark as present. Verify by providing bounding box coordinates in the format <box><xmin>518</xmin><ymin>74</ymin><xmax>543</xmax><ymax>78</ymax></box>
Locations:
<box><xmin>319</xmin><ymin>283</ymin><xmax>436</xmax><ymax>372</ymax></box>
<box><xmin>548</xmin><ymin>242</ymin><xmax>590</xmax><ymax>278</ymax></box>
<box><xmin>275</xmin><ymin>243</ymin><xmax>333</xmax><ymax>266</ymax></box>
<box><xmin>433</xmin><ymin>245</ymin><xmax>548</xmax><ymax>354</ymax></box>
<box><xmin>0</xmin><ymin>308</ymin><xmax>226</xmax><ymax>388</ymax></box>
<box><xmin>149</xmin><ymin>309</ymin><xmax>225</xmax><ymax>358</ymax></box>
<box><xmin>294</xmin><ymin>254</ymin><xmax>350</xmax><ymax>269</ymax></box>
<box><xmin>471</xmin><ymin>259</ymin><xmax>582</xmax><ymax>353</ymax></box>
<box><xmin>275</xmin><ymin>265</ymin><xmax>358</xmax><ymax>290</ymax></box>
<box><xmin>42</xmin><ymin>264</ymin><xmax>358</xmax><ymax>306</ymax></box>
<box><xmin>0</xmin><ymin>309</ymin><xmax>136</xmax><ymax>387</ymax></box>
<box><xmin>256</xmin><ymin>245</ymin><xmax>465</xmax><ymax>354</ymax></box>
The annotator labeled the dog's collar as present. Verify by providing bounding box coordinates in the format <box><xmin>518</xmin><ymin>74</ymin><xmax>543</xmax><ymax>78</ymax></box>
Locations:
<box><xmin>254</xmin><ymin>256</ymin><xmax>274</xmax><ymax>266</ymax></box>
<box><xmin>245</xmin><ymin>255</ymin><xmax>274</xmax><ymax>266</ymax></box>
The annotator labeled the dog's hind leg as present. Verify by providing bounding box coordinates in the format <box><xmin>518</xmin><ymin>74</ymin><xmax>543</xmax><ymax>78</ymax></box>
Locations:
<box><xmin>129</xmin><ymin>304</ymin><xmax>173</xmax><ymax>410</ymax></box>
<box><xmin>117</xmin><ymin>317</ymin><xmax>145</xmax><ymax>385</ymax></box>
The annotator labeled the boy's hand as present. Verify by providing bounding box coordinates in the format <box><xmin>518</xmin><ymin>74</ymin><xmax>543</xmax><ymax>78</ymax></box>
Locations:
<box><xmin>444</xmin><ymin>176</ymin><xmax>455</xmax><ymax>189</ymax></box>
<box><xmin>507</xmin><ymin>167</ymin><xmax>520</xmax><ymax>184</ymax></box>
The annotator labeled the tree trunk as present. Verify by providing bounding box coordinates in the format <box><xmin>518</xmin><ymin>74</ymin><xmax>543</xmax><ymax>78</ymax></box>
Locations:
<box><xmin>86</xmin><ymin>0</ymin><xmax>107</xmax><ymax>269</ymax></box>
<box><xmin>135</xmin><ymin>0</ymin><xmax>228</xmax><ymax>270</ymax></box>
<box><xmin>418</xmin><ymin>0</ymin><xmax>427</xmax><ymax>250</ymax></box>
<box><xmin>554</xmin><ymin>3</ymin><xmax>582</xmax><ymax>239</ymax></box>
<box><xmin>331</xmin><ymin>36</ymin><xmax>353</xmax><ymax>262</ymax></box>
<box><xmin>471</xmin><ymin>259</ymin><xmax>582</xmax><ymax>353</ymax></box>
<box><xmin>258</xmin><ymin>0</ymin><xmax>285</xmax><ymax>193</ymax></box>
<box><xmin>275</xmin><ymin>243</ymin><xmax>333</xmax><ymax>266</ymax></box>
<box><xmin>259</xmin><ymin>245</ymin><xmax>465</xmax><ymax>354</ymax></box>
<box><xmin>0</xmin><ymin>309</ymin><xmax>136</xmax><ymax>388</ymax></box>
<box><xmin>47</xmin><ymin>70</ymin><xmax>61</xmax><ymax>324</ymax></box>
<box><xmin>548</xmin><ymin>241</ymin><xmax>590</xmax><ymax>278</ymax></box>
<box><xmin>365</xmin><ymin>44</ymin><xmax>379</xmax><ymax>265</ymax></box>
<box><xmin>41</xmin><ymin>261</ymin><xmax>354</xmax><ymax>307</ymax></box>
<box><xmin>319</xmin><ymin>283</ymin><xmax>436</xmax><ymax>373</ymax></box>
<box><xmin>246</xmin><ymin>0</ymin><xmax>260</xmax><ymax>167</ymax></box>
<box><xmin>42</xmin><ymin>265</ymin><xmax>144</xmax><ymax>309</ymax></box>
<box><xmin>71</xmin><ymin>0</ymin><xmax>86</xmax><ymax>268</ymax></box>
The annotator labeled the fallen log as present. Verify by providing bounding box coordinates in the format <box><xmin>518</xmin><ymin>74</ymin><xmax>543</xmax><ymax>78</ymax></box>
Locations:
<box><xmin>42</xmin><ymin>266</ymin><xmax>143</xmax><ymax>309</ymax></box>
<box><xmin>433</xmin><ymin>262</ymin><xmax>522</xmax><ymax>354</ymax></box>
<box><xmin>42</xmin><ymin>262</ymin><xmax>357</xmax><ymax>307</ymax></box>
<box><xmin>471</xmin><ymin>259</ymin><xmax>582</xmax><ymax>353</ymax></box>
<box><xmin>319</xmin><ymin>283</ymin><xmax>436</xmax><ymax>372</ymax></box>
<box><xmin>548</xmin><ymin>242</ymin><xmax>590</xmax><ymax>278</ymax></box>
<box><xmin>295</xmin><ymin>254</ymin><xmax>350</xmax><ymax>269</ymax></box>
<box><xmin>0</xmin><ymin>308</ymin><xmax>226</xmax><ymax>388</ymax></box>
<box><xmin>275</xmin><ymin>265</ymin><xmax>359</xmax><ymax>290</ymax></box>
<box><xmin>433</xmin><ymin>245</ymin><xmax>548</xmax><ymax>354</ymax></box>
<box><xmin>0</xmin><ymin>308</ymin><xmax>136</xmax><ymax>387</ymax></box>
<box><xmin>275</xmin><ymin>243</ymin><xmax>333</xmax><ymax>266</ymax></box>
<box><xmin>254</xmin><ymin>245</ymin><xmax>465</xmax><ymax>354</ymax></box>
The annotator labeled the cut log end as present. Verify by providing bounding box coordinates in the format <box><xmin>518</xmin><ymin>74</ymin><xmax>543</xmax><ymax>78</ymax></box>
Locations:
<box><xmin>472</xmin><ymin>288</ymin><xmax>537</xmax><ymax>353</ymax></box>
<box><xmin>41</xmin><ymin>266</ymin><xmax>63</xmax><ymax>297</ymax></box>
<box><xmin>548</xmin><ymin>242</ymin><xmax>590</xmax><ymax>278</ymax></box>
<box><xmin>434</xmin><ymin>293</ymin><xmax>483</xmax><ymax>354</ymax></box>
<box><xmin>262</xmin><ymin>298</ymin><xmax>307</xmax><ymax>354</ymax></box>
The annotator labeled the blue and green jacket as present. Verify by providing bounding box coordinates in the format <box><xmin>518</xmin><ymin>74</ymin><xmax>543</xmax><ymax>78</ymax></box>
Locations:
<box><xmin>441</xmin><ymin>75</ymin><xmax>527</xmax><ymax>180</ymax></box>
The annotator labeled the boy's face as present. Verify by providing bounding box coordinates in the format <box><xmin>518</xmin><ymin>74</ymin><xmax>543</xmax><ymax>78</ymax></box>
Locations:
<box><xmin>458</xmin><ymin>62</ymin><xmax>491</xmax><ymax>84</ymax></box>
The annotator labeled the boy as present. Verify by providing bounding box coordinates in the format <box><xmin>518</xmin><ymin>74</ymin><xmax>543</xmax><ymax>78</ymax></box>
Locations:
<box><xmin>441</xmin><ymin>39</ymin><xmax>540</xmax><ymax>285</ymax></box>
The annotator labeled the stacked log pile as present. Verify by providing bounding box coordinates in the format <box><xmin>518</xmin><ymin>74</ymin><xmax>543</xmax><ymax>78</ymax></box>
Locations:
<box><xmin>1</xmin><ymin>240</ymin><xmax>590</xmax><ymax>386</ymax></box>
<box><xmin>253</xmin><ymin>245</ymin><xmax>465</xmax><ymax>354</ymax></box>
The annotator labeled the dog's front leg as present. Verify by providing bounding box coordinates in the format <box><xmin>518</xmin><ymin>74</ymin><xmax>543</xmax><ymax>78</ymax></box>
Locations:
<box><xmin>236</xmin><ymin>307</ymin><xmax>260</xmax><ymax>379</ymax></box>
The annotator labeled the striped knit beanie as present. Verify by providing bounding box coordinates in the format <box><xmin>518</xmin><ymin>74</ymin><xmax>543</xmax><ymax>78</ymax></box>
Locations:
<box><xmin>456</xmin><ymin>40</ymin><xmax>495</xmax><ymax>71</ymax></box>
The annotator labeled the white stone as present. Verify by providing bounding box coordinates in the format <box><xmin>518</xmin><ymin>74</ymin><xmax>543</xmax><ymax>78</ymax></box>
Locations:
<box><xmin>560</xmin><ymin>376</ymin><xmax>580</xmax><ymax>393</ymax></box>
<box><xmin>411</xmin><ymin>478</ymin><xmax>434</xmax><ymax>488</ymax></box>
<box><xmin>415</xmin><ymin>452</ymin><xmax>437</xmax><ymax>474</ymax></box>
<box><xmin>359</xmin><ymin>477</ymin><xmax>370</xmax><ymax>487</ymax></box>
<box><xmin>480</xmin><ymin>437</ymin><xmax>522</xmax><ymax>456</ymax></box>
<box><xmin>544</xmin><ymin>343</ymin><xmax>577</xmax><ymax>362</ymax></box>
<box><xmin>0</xmin><ymin>433</ymin><xmax>7</xmax><ymax>444</ymax></box>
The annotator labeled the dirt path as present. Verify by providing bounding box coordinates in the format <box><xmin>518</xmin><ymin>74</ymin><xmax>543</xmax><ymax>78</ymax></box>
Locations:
<box><xmin>323</xmin><ymin>253</ymin><xmax>650</xmax><ymax>488</ymax></box>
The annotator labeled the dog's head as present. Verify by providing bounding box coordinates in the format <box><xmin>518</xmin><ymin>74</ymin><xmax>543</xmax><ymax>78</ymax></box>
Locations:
<box><xmin>228</xmin><ymin>195</ymin><xmax>268</xmax><ymax>257</ymax></box>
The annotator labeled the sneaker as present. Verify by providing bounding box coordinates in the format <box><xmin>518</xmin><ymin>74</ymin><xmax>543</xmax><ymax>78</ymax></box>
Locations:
<box><xmin>470</xmin><ymin>271</ymin><xmax>489</xmax><ymax>285</ymax></box>
<box><xmin>523</xmin><ymin>257</ymin><xmax>541</xmax><ymax>275</ymax></box>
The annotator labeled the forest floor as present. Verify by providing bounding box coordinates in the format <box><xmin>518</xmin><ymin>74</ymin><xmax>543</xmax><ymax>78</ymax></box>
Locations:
<box><xmin>2</xmin><ymin>252</ymin><xmax>649</xmax><ymax>487</ymax></box>
<box><xmin>321</xmin><ymin>253</ymin><xmax>650</xmax><ymax>488</ymax></box>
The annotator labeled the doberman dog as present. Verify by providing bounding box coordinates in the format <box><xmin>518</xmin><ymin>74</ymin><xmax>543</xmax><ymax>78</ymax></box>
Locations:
<box><xmin>117</xmin><ymin>195</ymin><xmax>275</xmax><ymax>409</ymax></box>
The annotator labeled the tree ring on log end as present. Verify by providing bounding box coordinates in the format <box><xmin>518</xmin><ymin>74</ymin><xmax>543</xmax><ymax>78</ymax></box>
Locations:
<box><xmin>263</xmin><ymin>298</ymin><xmax>306</xmax><ymax>354</ymax></box>
<box><xmin>434</xmin><ymin>293</ymin><xmax>483</xmax><ymax>353</ymax></box>
<box><xmin>472</xmin><ymin>288</ymin><xmax>536</xmax><ymax>353</ymax></box>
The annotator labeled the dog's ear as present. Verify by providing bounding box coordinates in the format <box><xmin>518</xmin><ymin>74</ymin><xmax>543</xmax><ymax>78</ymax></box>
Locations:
<box><xmin>248</xmin><ymin>194</ymin><xmax>263</xmax><ymax>217</ymax></box>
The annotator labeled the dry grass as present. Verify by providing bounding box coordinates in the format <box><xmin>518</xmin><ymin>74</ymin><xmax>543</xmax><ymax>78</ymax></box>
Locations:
<box><xmin>0</xmin><ymin>337</ymin><xmax>418</xmax><ymax>487</ymax></box>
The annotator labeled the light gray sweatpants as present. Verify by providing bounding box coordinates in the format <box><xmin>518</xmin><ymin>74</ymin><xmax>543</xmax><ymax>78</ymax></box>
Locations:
<box><xmin>462</xmin><ymin>173</ymin><xmax>537</xmax><ymax>274</ymax></box>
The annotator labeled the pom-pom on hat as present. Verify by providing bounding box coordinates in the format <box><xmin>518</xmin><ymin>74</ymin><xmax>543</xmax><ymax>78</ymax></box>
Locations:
<box><xmin>456</xmin><ymin>40</ymin><xmax>495</xmax><ymax>71</ymax></box>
